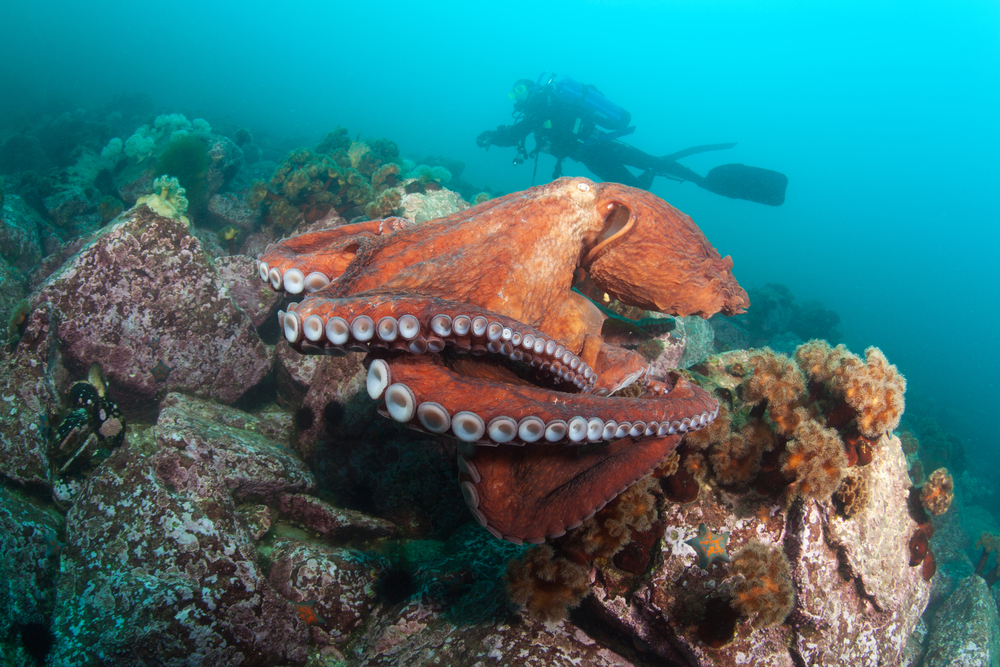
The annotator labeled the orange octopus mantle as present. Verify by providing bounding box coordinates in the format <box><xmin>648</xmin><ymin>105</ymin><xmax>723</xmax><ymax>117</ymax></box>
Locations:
<box><xmin>257</xmin><ymin>178</ymin><xmax>748</xmax><ymax>544</ymax></box>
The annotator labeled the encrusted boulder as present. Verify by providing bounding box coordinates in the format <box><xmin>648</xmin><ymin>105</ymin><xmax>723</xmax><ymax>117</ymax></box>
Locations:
<box><xmin>922</xmin><ymin>575</ymin><xmax>1000</xmax><ymax>667</ymax></box>
<box><xmin>586</xmin><ymin>433</ymin><xmax>929</xmax><ymax>666</ymax></box>
<box><xmin>214</xmin><ymin>254</ymin><xmax>281</xmax><ymax>328</ymax></box>
<box><xmin>0</xmin><ymin>304</ymin><xmax>63</xmax><ymax>487</ymax></box>
<box><xmin>205</xmin><ymin>137</ymin><xmax>244</xmax><ymax>198</ymax></box>
<box><xmin>42</xmin><ymin>184</ymin><xmax>94</xmax><ymax>228</ymax></box>
<box><xmin>267</xmin><ymin>540</ymin><xmax>383</xmax><ymax>645</ymax></box>
<box><xmin>49</xmin><ymin>394</ymin><xmax>316</xmax><ymax>666</ymax></box>
<box><xmin>0</xmin><ymin>194</ymin><xmax>44</xmax><ymax>274</ymax></box>
<box><xmin>275</xmin><ymin>493</ymin><xmax>396</xmax><ymax>541</ymax></box>
<box><xmin>154</xmin><ymin>393</ymin><xmax>310</xmax><ymax>498</ymax></box>
<box><xmin>0</xmin><ymin>255</ymin><xmax>27</xmax><ymax>334</ymax></box>
<box><xmin>273</xmin><ymin>341</ymin><xmax>369</xmax><ymax>461</ymax></box>
<box><xmin>399</xmin><ymin>187</ymin><xmax>468</xmax><ymax>224</ymax></box>
<box><xmin>0</xmin><ymin>486</ymin><xmax>63</xmax><ymax>666</ymax></box>
<box><xmin>207</xmin><ymin>191</ymin><xmax>260</xmax><ymax>233</ymax></box>
<box><xmin>353</xmin><ymin>599</ymin><xmax>636</xmax><ymax>667</ymax></box>
<box><xmin>30</xmin><ymin>204</ymin><xmax>272</xmax><ymax>413</ymax></box>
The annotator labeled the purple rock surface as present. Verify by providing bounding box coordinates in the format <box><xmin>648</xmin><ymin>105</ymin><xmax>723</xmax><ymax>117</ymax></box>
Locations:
<box><xmin>268</xmin><ymin>539</ymin><xmax>383</xmax><ymax>644</ymax></box>
<box><xmin>0</xmin><ymin>304</ymin><xmax>63</xmax><ymax>487</ymax></box>
<box><xmin>49</xmin><ymin>394</ymin><xmax>315</xmax><ymax>666</ymax></box>
<box><xmin>30</xmin><ymin>204</ymin><xmax>272</xmax><ymax>412</ymax></box>
<box><xmin>354</xmin><ymin>599</ymin><xmax>635</xmax><ymax>666</ymax></box>
<box><xmin>215</xmin><ymin>254</ymin><xmax>281</xmax><ymax>328</ymax></box>
<box><xmin>0</xmin><ymin>486</ymin><xmax>63</xmax><ymax>665</ymax></box>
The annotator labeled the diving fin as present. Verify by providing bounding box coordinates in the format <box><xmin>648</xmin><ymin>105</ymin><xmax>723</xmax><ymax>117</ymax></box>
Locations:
<box><xmin>660</xmin><ymin>142</ymin><xmax>737</xmax><ymax>161</ymax></box>
<box><xmin>701</xmin><ymin>163</ymin><xmax>788</xmax><ymax>206</ymax></box>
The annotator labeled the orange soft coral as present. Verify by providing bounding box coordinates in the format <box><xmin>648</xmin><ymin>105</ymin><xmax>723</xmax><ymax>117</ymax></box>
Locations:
<box><xmin>709</xmin><ymin>419</ymin><xmax>779</xmax><ymax>487</ymax></box>
<box><xmin>506</xmin><ymin>544</ymin><xmax>590</xmax><ymax>623</ymax></box>
<box><xmin>683</xmin><ymin>403</ymin><xmax>732</xmax><ymax>450</ymax></box>
<box><xmin>806</xmin><ymin>344</ymin><xmax>906</xmax><ymax>439</ymax></box>
<box><xmin>781</xmin><ymin>410</ymin><xmax>848</xmax><ymax>500</ymax></box>
<box><xmin>743</xmin><ymin>349</ymin><xmax>807</xmax><ymax>436</ymax></box>
<box><xmin>728</xmin><ymin>540</ymin><xmax>795</xmax><ymax>630</ymax></box>
<box><xmin>920</xmin><ymin>468</ymin><xmax>953</xmax><ymax>516</ymax></box>
<box><xmin>561</xmin><ymin>475</ymin><xmax>658</xmax><ymax>561</ymax></box>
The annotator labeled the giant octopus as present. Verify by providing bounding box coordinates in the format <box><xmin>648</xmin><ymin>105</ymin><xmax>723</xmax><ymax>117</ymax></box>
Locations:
<box><xmin>257</xmin><ymin>178</ymin><xmax>748</xmax><ymax>545</ymax></box>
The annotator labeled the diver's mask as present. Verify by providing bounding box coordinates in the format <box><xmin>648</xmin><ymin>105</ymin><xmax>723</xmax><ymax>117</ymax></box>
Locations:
<box><xmin>509</xmin><ymin>83</ymin><xmax>530</xmax><ymax>103</ymax></box>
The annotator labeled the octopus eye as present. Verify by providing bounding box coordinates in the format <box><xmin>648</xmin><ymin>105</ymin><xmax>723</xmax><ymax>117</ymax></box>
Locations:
<box><xmin>577</xmin><ymin>182</ymin><xmax>590</xmax><ymax>192</ymax></box>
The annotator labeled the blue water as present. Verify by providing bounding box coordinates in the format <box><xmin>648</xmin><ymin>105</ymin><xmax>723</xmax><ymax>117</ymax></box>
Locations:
<box><xmin>3</xmin><ymin>0</ymin><xmax>998</xmax><ymax>463</ymax></box>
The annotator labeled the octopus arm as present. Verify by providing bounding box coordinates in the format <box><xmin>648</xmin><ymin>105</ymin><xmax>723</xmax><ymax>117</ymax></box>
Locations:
<box><xmin>368</xmin><ymin>355</ymin><xmax>719</xmax><ymax>544</ymax></box>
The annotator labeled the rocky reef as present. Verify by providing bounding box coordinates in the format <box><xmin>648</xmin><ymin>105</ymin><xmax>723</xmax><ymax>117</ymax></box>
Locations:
<box><xmin>0</xmin><ymin>107</ymin><xmax>995</xmax><ymax>666</ymax></box>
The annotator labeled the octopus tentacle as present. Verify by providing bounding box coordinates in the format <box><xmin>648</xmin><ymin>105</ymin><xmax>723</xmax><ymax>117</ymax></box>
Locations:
<box><xmin>368</xmin><ymin>355</ymin><xmax>718</xmax><ymax>446</ymax></box>
<box><xmin>366</xmin><ymin>355</ymin><xmax>713</xmax><ymax>543</ymax></box>
<box><xmin>461</xmin><ymin>433</ymin><xmax>683</xmax><ymax>544</ymax></box>
<box><xmin>279</xmin><ymin>293</ymin><xmax>598</xmax><ymax>391</ymax></box>
<box><xmin>256</xmin><ymin>217</ymin><xmax>413</xmax><ymax>294</ymax></box>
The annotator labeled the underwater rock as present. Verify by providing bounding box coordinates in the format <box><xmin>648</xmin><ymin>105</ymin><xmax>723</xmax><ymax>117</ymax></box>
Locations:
<box><xmin>42</xmin><ymin>183</ymin><xmax>93</xmax><ymax>228</ymax></box>
<box><xmin>0</xmin><ymin>304</ymin><xmax>63</xmax><ymax>487</ymax></box>
<box><xmin>205</xmin><ymin>137</ymin><xmax>244</xmax><ymax>200</ymax></box>
<box><xmin>922</xmin><ymin>575</ymin><xmax>1000</xmax><ymax>666</ymax></box>
<box><xmin>0</xmin><ymin>486</ymin><xmax>63</xmax><ymax>666</ymax></box>
<box><xmin>399</xmin><ymin>186</ymin><xmax>468</xmax><ymax>224</ymax></box>
<box><xmin>353</xmin><ymin>597</ymin><xmax>635</xmax><ymax>666</ymax></box>
<box><xmin>49</xmin><ymin>398</ymin><xmax>313</xmax><ymax>666</ymax></box>
<box><xmin>267</xmin><ymin>540</ymin><xmax>383</xmax><ymax>645</ymax></box>
<box><xmin>207</xmin><ymin>191</ymin><xmax>261</xmax><ymax>233</ymax></box>
<box><xmin>584</xmin><ymin>433</ymin><xmax>929</xmax><ymax>666</ymax></box>
<box><xmin>155</xmin><ymin>392</ymin><xmax>311</xmax><ymax>497</ymax></box>
<box><xmin>215</xmin><ymin>254</ymin><xmax>282</xmax><ymax>328</ymax></box>
<box><xmin>274</xmin><ymin>341</ymin><xmax>368</xmax><ymax>461</ymax></box>
<box><xmin>0</xmin><ymin>256</ymin><xmax>27</xmax><ymax>337</ymax></box>
<box><xmin>0</xmin><ymin>133</ymin><xmax>50</xmax><ymax>174</ymax></box>
<box><xmin>0</xmin><ymin>194</ymin><xmax>44</xmax><ymax>273</ymax></box>
<box><xmin>30</xmin><ymin>204</ymin><xmax>271</xmax><ymax>412</ymax></box>
<box><xmin>276</xmin><ymin>493</ymin><xmax>396</xmax><ymax>541</ymax></box>
<box><xmin>643</xmin><ymin>315</ymin><xmax>714</xmax><ymax>374</ymax></box>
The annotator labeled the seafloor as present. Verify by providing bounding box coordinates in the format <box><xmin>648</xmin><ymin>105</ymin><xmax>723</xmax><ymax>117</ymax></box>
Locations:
<box><xmin>0</xmin><ymin>106</ymin><xmax>996</xmax><ymax>666</ymax></box>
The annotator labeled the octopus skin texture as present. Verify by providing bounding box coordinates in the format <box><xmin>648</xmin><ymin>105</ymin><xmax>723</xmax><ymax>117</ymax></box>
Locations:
<box><xmin>257</xmin><ymin>177</ymin><xmax>748</xmax><ymax>545</ymax></box>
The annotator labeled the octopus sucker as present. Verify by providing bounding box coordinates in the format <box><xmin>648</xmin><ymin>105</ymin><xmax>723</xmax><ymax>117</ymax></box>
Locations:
<box><xmin>257</xmin><ymin>178</ymin><xmax>748</xmax><ymax>543</ymax></box>
<box><xmin>384</xmin><ymin>383</ymin><xmax>416</xmax><ymax>422</ymax></box>
<box><xmin>304</xmin><ymin>271</ymin><xmax>330</xmax><ymax>292</ymax></box>
<box><xmin>282</xmin><ymin>268</ymin><xmax>305</xmax><ymax>294</ymax></box>
<box><xmin>366</xmin><ymin>359</ymin><xmax>391</xmax><ymax>399</ymax></box>
<box><xmin>276</xmin><ymin>295</ymin><xmax>595</xmax><ymax>389</ymax></box>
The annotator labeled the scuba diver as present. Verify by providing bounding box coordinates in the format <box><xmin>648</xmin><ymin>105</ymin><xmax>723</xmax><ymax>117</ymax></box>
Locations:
<box><xmin>476</xmin><ymin>74</ymin><xmax>788</xmax><ymax>206</ymax></box>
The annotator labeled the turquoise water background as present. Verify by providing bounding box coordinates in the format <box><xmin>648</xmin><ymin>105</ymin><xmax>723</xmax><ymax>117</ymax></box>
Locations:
<box><xmin>3</xmin><ymin>0</ymin><xmax>998</xmax><ymax>461</ymax></box>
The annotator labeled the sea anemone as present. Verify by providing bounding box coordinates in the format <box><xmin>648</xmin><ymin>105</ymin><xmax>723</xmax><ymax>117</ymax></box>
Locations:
<box><xmin>743</xmin><ymin>348</ymin><xmax>806</xmax><ymax>436</ymax></box>
<box><xmin>919</xmin><ymin>468</ymin><xmax>953</xmax><ymax>516</ymax></box>
<box><xmin>506</xmin><ymin>544</ymin><xmax>590</xmax><ymax>624</ymax></box>
<box><xmin>136</xmin><ymin>175</ymin><xmax>189</xmax><ymax>224</ymax></box>
<box><xmin>798</xmin><ymin>342</ymin><xmax>906</xmax><ymax>439</ymax></box>
<box><xmin>781</xmin><ymin>410</ymin><xmax>847</xmax><ymax>501</ymax></box>
<box><xmin>560</xmin><ymin>475</ymin><xmax>657</xmax><ymax>561</ymax></box>
<box><xmin>728</xmin><ymin>540</ymin><xmax>795</xmax><ymax>630</ymax></box>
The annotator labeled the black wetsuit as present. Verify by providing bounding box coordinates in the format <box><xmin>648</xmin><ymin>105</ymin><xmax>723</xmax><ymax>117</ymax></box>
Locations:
<box><xmin>481</xmin><ymin>88</ymin><xmax>704</xmax><ymax>190</ymax></box>
<box><xmin>479</xmin><ymin>86</ymin><xmax>788</xmax><ymax>205</ymax></box>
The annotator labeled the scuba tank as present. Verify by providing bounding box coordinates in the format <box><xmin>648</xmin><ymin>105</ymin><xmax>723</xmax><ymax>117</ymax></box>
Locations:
<box><xmin>537</xmin><ymin>72</ymin><xmax>632</xmax><ymax>131</ymax></box>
